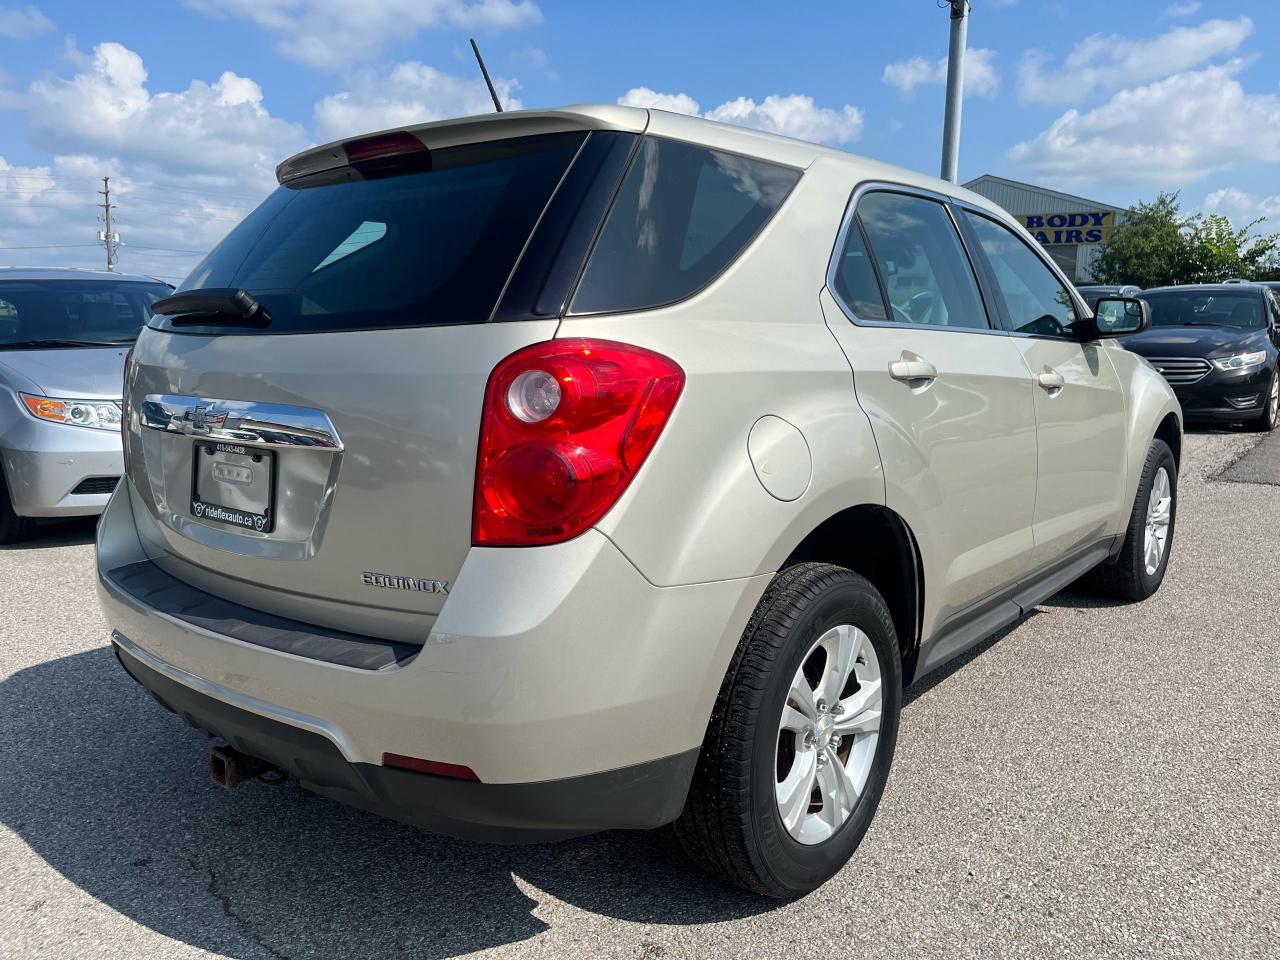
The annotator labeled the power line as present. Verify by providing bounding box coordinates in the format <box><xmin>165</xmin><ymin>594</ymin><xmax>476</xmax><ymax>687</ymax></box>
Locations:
<box><xmin>0</xmin><ymin>243</ymin><xmax>101</xmax><ymax>250</ymax></box>
<box><xmin>124</xmin><ymin>246</ymin><xmax>210</xmax><ymax>255</ymax></box>
<box><xmin>1</xmin><ymin>172</ymin><xmax>267</xmax><ymax>203</ymax></box>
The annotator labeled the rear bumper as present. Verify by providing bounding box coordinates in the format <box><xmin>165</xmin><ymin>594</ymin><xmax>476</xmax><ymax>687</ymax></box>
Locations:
<box><xmin>114</xmin><ymin>637</ymin><xmax>697</xmax><ymax>842</ymax></box>
<box><xmin>2</xmin><ymin>416</ymin><xmax>122</xmax><ymax>517</ymax></box>
<box><xmin>96</xmin><ymin>481</ymin><xmax>768</xmax><ymax>839</ymax></box>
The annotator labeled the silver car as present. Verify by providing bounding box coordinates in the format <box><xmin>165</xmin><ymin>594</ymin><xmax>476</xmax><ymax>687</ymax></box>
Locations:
<box><xmin>0</xmin><ymin>268</ymin><xmax>171</xmax><ymax>542</ymax></box>
<box><xmin>96</xmin><ymin>106</ymin><xmax>1181</xmax><ymax>896</ymax></box>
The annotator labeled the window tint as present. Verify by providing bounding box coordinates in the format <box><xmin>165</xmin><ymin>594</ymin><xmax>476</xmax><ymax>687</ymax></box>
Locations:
<box><xmin>857</xmin><ymin>192</ymin><xmax>989</xmax><ymax>330</ymax></box>
<box><xmin>571</xmin><ymin>137</ymin><xmax>800</xmax><ymax>314</ymax></box>
<box><xmin>175</xmin><ymin>132</ymin><xmax>587</xmax><ymax>333</ymax></box>
<box><xmin>0</xmin><ymin>280</ymin><xmax>170</xmax><ymax>346</ymax></box>
<box><xmin>963</xmin><ymin>211</ymin><xmax>1077</xmax><ymax>337</ymax></box>
<box><xmin>831</xmin><ymin>221</ymin><xmax>888</xmax><ymax>321</ymax></box>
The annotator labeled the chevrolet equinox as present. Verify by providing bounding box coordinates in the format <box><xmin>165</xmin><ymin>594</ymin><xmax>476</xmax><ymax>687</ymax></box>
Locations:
<box><xmin>97</xmin><ymin>105</ymin><xmax>1183</xmax><ymax>897</ymax></box>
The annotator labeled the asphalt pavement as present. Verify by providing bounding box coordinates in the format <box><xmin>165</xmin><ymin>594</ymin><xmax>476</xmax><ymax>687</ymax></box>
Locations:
<box><xmin>2</xmin><ymin>430</ymin><xmax>1277</xmax><ymax>960</ymax></box>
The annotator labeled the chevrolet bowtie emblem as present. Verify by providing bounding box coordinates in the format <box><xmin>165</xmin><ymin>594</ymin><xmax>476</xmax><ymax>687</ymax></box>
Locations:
<box><xmin>185</xmin><ymin>403</ymin><xmax>228</xmax><ymax>431</ymax></box>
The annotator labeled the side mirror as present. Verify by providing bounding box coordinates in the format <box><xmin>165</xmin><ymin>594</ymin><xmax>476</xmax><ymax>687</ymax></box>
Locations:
<box><xmin>1088</xmin><ymin>296</ymin><xmax>1150</xmax><ymax>339</ymax></box>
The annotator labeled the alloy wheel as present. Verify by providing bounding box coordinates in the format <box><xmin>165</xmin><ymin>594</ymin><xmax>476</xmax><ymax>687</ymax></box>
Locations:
<box><xmin>775</xmin><ymin>624</ymin><xmax>883</xmax><ymax>845</ymax></box>
<box><xmin>1269</xmin><ymin>374</ymin><xmax>1279</xmax><ymax>428</ymax></box>
<box><xmin>1143</xmin><ymin>466</ymin><xmax>1172</xmax><ymax>576</ymax></box>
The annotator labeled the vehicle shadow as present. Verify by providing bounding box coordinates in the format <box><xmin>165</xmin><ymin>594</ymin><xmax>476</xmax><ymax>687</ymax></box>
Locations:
<box><xmin>0</xmin><ymin>647</ymin><xmax>772</xmax><ymax>960</ymax></box>
<box><xmin>0</xmin><ymin>517</ymin><xmax>97</xmax><ymax>550</ymax></box>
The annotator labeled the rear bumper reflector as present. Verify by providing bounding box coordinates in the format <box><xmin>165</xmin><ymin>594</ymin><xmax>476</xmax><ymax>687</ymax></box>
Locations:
<box><xmin>382</xmin><ymin>753</ymin><xmax>481</xmax><ymax>782</ymax></box>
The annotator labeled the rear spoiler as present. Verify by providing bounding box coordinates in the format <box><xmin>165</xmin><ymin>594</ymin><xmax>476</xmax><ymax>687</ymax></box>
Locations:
<box><xmin>276</xmin><ymin>106</ymin><xmax>648</xmax><ymax>185</ymax></box>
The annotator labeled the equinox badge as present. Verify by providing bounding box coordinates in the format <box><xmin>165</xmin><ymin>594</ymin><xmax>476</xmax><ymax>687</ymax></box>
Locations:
<box><xmin>362</xmin><ymin>571</ymin><xmax>449</xmax><ymax>594</ymax></box>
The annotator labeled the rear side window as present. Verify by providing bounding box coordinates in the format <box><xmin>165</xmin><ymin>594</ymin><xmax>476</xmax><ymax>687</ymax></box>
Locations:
<box><xmin>831</xmin><ymin>222</ymin><xmax>888</xmax><ymax>321</ymax></box>
<box><xmin>857</xmin><ymin>192</ymin><xmax>989</xmax><ymax>330</ymax></box>
<box><xmin>173</xmin><ymin>132</ymin><xmax>588</xmax><ymax>333</ymax></box>
<box><xmin>570</xmin><ymin>138</ymin><xmax>800</xmax><ymax>314</ymax></box>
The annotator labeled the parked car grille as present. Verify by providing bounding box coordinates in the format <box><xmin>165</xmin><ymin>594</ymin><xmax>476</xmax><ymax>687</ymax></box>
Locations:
<box><xmin>1147</xmin><ymin>357</ymin><xmax>1212</xmax><ymax>385</ymax></box>
<box><xmin>71</xmin><ymin>476</ymin><xmax>120</xmax><ymax>496</ymax></box>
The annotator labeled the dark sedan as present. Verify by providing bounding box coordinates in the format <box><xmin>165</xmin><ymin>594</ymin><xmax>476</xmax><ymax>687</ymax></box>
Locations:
<box><xmin>1120</xmin><ymin>284</ymin><xmax>1280</xmax><ymax>431</ymax></box>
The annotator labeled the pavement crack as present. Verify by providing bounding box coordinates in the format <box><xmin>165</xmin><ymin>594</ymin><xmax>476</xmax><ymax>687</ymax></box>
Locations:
<box><xmin>192</xmin><ymin>857</ymin><xmax>291</xmax><ymax>960</ymax></box>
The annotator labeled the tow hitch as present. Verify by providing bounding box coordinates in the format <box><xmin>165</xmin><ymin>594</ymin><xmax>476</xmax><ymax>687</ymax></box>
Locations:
<box><xmin>209</xmin><ymin>745</ymin><xmax>284</xmax><ymax>789</ymax></box>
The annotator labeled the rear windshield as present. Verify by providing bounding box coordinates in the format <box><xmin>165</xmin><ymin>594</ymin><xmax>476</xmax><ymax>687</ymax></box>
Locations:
<box><xmin>1142</xmin><ymin>291</ymin><xmax>1264</xmax><ymax>330</ymax></box>
<box><xmin>0</xmin><ymin>279</ymin><xmax>171</xmax><ymax>347</ymax></box>
<box><xmin>570</xmin><ymin>138</ymin><xmax>801</xmax><ymax>314</ymax></box>
<box><xmin>169</xmin><ymin>132</ymin><xmax>587</xmax><ymax>333</ymax></box>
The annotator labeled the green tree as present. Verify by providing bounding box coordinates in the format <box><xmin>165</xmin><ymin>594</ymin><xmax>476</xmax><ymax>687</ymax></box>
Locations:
<box><xmin>1186</xmin><ymin>214</ymin><xmax>1280</xmax><ymax>282</ymax></box>
<box><xmin>1091</xmin><ymin>192</ymin><xmax>1191</xmax><ymax>288</ymax></box>
<box><xmin>1091</xmin><ymin>192</ymin><xmax>1280</xmax><ymax>286</ymax></box>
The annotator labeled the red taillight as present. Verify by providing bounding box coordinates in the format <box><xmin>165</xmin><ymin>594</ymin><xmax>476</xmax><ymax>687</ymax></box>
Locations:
<box><xmin>382</xmin><ymin>753</ymin><xmax>480</xmax><ymax>782</ymax></box>
<box><xmin>343</xmin><ymin>131</ymin><xmax>431</xmax><ymax>177</ymax></box>
<box><xmin>473</xmin><ymin>339</ymin><xmax>685</xmax><ymax>547</ymax></box>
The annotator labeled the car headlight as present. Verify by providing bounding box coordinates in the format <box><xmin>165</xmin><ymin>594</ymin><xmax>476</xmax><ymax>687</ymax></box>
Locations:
<box><xmin>1211</xmin><ymin>351</ymin><xmax>1267</xmax><ymax>372</ymax></box>
<box><xmin>19</xmin><ymin>393</ymin><xmax>122</xmax><ymax>431</ymax></box>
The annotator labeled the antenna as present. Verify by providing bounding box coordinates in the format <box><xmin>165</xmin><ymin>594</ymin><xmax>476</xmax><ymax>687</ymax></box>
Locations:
<box><xmin>470</xmin><ymin>38</ymin><xmax>503</xmax><ymax>113</ymax></box>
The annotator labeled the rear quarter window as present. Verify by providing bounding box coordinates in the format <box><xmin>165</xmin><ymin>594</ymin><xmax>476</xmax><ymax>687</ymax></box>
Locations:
<box><xmin>569</xmin><ymin>138</ymin><xmax>800</xmax><ymax>315</ymax></box>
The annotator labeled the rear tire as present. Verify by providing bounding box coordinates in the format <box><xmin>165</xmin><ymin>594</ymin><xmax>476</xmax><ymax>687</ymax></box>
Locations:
<box><xmin>0</xmin><ymin>469</ymin><xmax>35</xmax><ymax>545</ymax></box>
<box><xmin>1087</xmin><ymin>439</ymin><xmax>1176</xmax><ymax>601</ymax></box>
<box><xmin>674</xmin><ymin>562</ymin><xmax>901</xmax><ymax>898</ymax></box>
<box><xmin>1247</xmin><ymin>368</ymin><xmax>1278</xmax><ymax>432</ymax></box>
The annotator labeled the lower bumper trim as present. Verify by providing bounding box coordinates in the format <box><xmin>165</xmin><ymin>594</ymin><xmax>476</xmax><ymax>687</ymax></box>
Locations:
<box><xmin>113</xmin><ymin>638</ymin><xmax>698</xmax><ymax>843</ymax></box>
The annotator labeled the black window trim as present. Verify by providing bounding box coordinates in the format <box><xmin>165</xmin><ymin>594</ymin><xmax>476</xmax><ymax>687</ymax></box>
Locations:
<box><xmin>824</xmin><ymin>181</ymin><xmax>1005</xmax><ymax>338</ymax></box>
<box><xmin>953</xmin><ymin>202</ymin><xmax>1095</xmax><ymax>341</ymax></box>
<box><xmin>565</xmin><ymin>134</ymin><xmax>806</xmax><ymax>319</ymax></box>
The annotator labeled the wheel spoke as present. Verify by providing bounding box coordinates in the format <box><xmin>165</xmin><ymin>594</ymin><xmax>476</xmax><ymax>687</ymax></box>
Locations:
<box><xmin>1145</xmin><ymin>535</ymin><xmax>1161</xmax><ymax>570</ymax></box>
<box><xmin>817</xmin><ymin>625</ymin><xmax>861</xmax><ymax>706</ymax></box>
<box><xmin>780</xmin><ymin>703</ymin><xmax>811</xmax><ymax>733</ymax></box>
<box><xmin>816</xmin><ymin>753</ymin><xmax>856</xmax><ymax>830</ymax></box>
<box><xmin>786</xmin><ymin>672</ymin><xmax>818</xmax><ymax>724</ymax></box>
<box><xmin>776</xmin><ymin>748</ymin><xmax>818</xmax><ymax>834</ymax></box>
<box><xmin>834</xmin><ymin>679</ymin><xmax>883</xmax><ymax>736</ymax></box>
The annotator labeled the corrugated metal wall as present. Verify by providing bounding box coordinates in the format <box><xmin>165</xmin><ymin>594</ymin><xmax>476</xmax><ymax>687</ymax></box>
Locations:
<box><xmin>964</xmin><ymin>177</ymin><xmax>1123</xmax><ymax>283</ymax></box>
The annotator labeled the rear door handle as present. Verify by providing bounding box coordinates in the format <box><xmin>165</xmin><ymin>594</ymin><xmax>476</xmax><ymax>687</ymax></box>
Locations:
<box><xmin>888</xmin><ymin>360</ymin><xmax>938</xmax><ymax>382</ymax></box>
<box><xmin>1036</xmin><ymin>371</ymin><xmax>1066</xmax><ymax>391</ymax></box>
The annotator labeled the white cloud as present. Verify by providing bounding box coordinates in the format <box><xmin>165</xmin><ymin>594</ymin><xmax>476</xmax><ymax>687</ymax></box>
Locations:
<box><xmin>1165</xmin><ymin>1</ymin><xmax>1200</xmax><ymax>16</ymax></box>
<box><xmin>185</xmin><ymin>0</ymin><xmax>540</xmax><ymax>69</ymax></box>
<box><xmin>882</xmin><ymin>48</ymin><xmax>999</xmax><ymax>99</ymax></box>
<box><xmin>21</xmin><ymin>42</ymin><xmax>307</xmax><ymax>189</ymax></box>
<box><xmin>617</xmin><ymin>86</ymin><xmax>700</xmax><ymax>116</ymax></box>
<box><xmin>314</xmin><ymin>61</ymin><xmax>521</xmax><ymax>141</ymax></box>
<box><xmin>1201</xmin><ymin>187</ymin><xmax>1280</xmax><ymax>226</ymax></box>
<box><xmin>0</xmin><ymin>42</ymin><xmax>310</xmax><ymax>281</ymax></box>
<box><xmin>1008</xmin><ymin>61</ymin><xmax>1280</xmax><ymax>186</ymax></box>
<box><xmin>0</xmin><ymin>4</ymin><xmax>53</xmax><ymax>39</ymax></box>
<box><xmin>1018</xmin><ymin>16</ymin><xmax>1253</xmax><ymax>105</ymax></box>
<box><xmin>617</xmin><ymin>88</ymin><xmax>863</xmax><ymax>145</ymax></box>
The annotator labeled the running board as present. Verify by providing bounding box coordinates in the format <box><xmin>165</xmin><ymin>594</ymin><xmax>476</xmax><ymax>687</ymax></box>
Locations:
<box><xmin>918</xmin><ymin>537</ymin><xmax>1117</xmax><ymax>676</ymax></box>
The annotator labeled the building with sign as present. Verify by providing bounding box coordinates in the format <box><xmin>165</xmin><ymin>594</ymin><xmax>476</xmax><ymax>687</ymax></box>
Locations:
<box><xmin>962</xmin><ymin>174</ymin><xmax>1125</xmax><ymax>284</ymax></box>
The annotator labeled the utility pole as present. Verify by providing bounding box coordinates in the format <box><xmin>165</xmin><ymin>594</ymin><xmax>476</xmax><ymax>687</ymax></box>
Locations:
<box><xmin>98</xmin><ymin>176</ymin><xmax>120</xmax><ymax>271</ymax></box>
<box><xmin>940</xmin><ymin>0</ymin><xmax>970</xmax><ymax>183</ymax></box>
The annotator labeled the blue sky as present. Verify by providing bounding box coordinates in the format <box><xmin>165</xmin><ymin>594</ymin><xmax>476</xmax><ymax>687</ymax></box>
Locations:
<box><xmin>1</xmin><ymin>0</ymin><xmax>1277</xmax><ymax>281</ymax></box>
